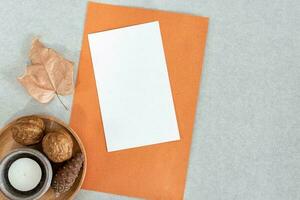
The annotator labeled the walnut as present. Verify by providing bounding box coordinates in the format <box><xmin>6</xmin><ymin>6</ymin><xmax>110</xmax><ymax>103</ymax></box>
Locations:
<box><xmin>42</xmin><ymin>130</ymin><xmax>73</xmax><ymax>163</ymax></box>
<box><xmin>11</xmin><ymin>116</ymin><xmax>45</xmax><ymax>145</ymax></box>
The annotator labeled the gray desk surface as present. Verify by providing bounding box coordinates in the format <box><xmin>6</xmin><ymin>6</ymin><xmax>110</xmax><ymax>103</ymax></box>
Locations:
<box><xmin>0</xmin><ymin>0</ymin><xmax>299</xmax><ymax>199</ymax></box>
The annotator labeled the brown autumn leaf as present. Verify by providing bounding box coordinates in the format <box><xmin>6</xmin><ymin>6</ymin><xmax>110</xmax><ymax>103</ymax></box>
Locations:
<box><xmin>18</xmin><ymin>39</ymin><xmax>74</xmax><ymax>109</ymax></box>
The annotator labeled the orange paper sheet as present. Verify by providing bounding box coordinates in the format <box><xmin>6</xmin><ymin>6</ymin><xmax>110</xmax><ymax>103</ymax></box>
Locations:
<box><xmin>70</xmin><ymin>2</ymin><xmax>208</xmax><ymax>199</ymax></box>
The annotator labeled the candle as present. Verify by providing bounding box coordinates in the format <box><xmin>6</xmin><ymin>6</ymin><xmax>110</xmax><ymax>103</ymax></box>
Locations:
<box><xmin>8</xmin><ymin>158</ymin><xmax>42</xmax><ymax>191</ymax></box>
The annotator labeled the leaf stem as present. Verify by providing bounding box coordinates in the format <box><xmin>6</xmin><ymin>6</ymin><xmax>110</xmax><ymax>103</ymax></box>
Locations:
<box><xmin>55</xmin><ymin>92</ymin><xmax>69</xmax><ymax>111</ymax></box>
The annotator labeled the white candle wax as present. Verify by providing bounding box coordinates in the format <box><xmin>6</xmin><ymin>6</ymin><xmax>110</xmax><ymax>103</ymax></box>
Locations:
<box><xmin>8</xmin><ymin>158</ymin><xmax>42</xmax><ymax>191</ymax></box>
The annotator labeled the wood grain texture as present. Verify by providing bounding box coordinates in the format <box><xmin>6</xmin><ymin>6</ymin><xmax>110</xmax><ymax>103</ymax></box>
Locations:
<box><xmin>0</xmin><ymin>115</ymin><xmax>87</xmax><ymax>200</ymax></box>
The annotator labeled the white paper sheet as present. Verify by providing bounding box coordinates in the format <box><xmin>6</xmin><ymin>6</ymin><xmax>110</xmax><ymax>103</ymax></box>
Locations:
<box><xmin>88</xmin><ymin>21</ymin><xmax>180</xmax><ymax>152</ymax></box>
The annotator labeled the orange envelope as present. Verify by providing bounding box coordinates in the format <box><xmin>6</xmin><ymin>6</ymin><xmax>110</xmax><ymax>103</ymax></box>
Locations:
<box><xmin>70</xmin><ymin>2</ymin><xmax>208</xmax><ymax>199</ymax></box>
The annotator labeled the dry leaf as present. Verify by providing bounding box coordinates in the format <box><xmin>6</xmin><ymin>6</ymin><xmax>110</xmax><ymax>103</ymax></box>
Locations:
<box><xmin>18</xmin><ymin>39</ymin><xmax>74</xmax><ymax>108</ymax></box>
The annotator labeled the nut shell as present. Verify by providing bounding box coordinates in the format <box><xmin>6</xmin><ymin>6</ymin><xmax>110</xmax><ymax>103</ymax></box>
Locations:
<box><xmin>11</xmin><ymin>116</ymin><xmax>45</xmax><ymax>145</ymax></box>
<box><xmin>42</xmin><ymin>130</ymin><xmax>73</xmax><ymax>163</ymax></box>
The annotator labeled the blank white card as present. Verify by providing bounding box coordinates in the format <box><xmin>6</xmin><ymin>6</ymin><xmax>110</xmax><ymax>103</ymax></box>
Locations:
<box><xmin>88</xmin><ymin>21</ymin><xmax>180</xmax><ymax>152</ymax></box>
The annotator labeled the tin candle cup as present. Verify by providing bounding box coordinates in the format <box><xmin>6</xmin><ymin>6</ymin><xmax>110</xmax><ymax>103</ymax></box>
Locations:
<box><xmin>0</xmin><ymin>148</ymin><xmax>52</xmax><ymax>200</ymax></box>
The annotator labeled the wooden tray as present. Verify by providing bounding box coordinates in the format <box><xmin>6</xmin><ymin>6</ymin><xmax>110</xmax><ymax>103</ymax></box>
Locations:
<box><xmin>0</xmin><ymin>115</ymin><xmax>87</xmax><ymax>200</ymax></box>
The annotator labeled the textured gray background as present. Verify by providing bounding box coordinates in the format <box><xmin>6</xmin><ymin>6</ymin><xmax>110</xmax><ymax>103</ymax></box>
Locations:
<box><xmin>0</xmin><ymin>0</ymin><xmax>299</xmax><ymax>199</ymax></box>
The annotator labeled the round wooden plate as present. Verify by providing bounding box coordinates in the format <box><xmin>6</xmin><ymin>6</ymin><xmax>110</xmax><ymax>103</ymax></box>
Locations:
<box><xmin>0</xmin><ymin>115</ymin><xmax>87</xmax><ymax>200</ymax></box>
